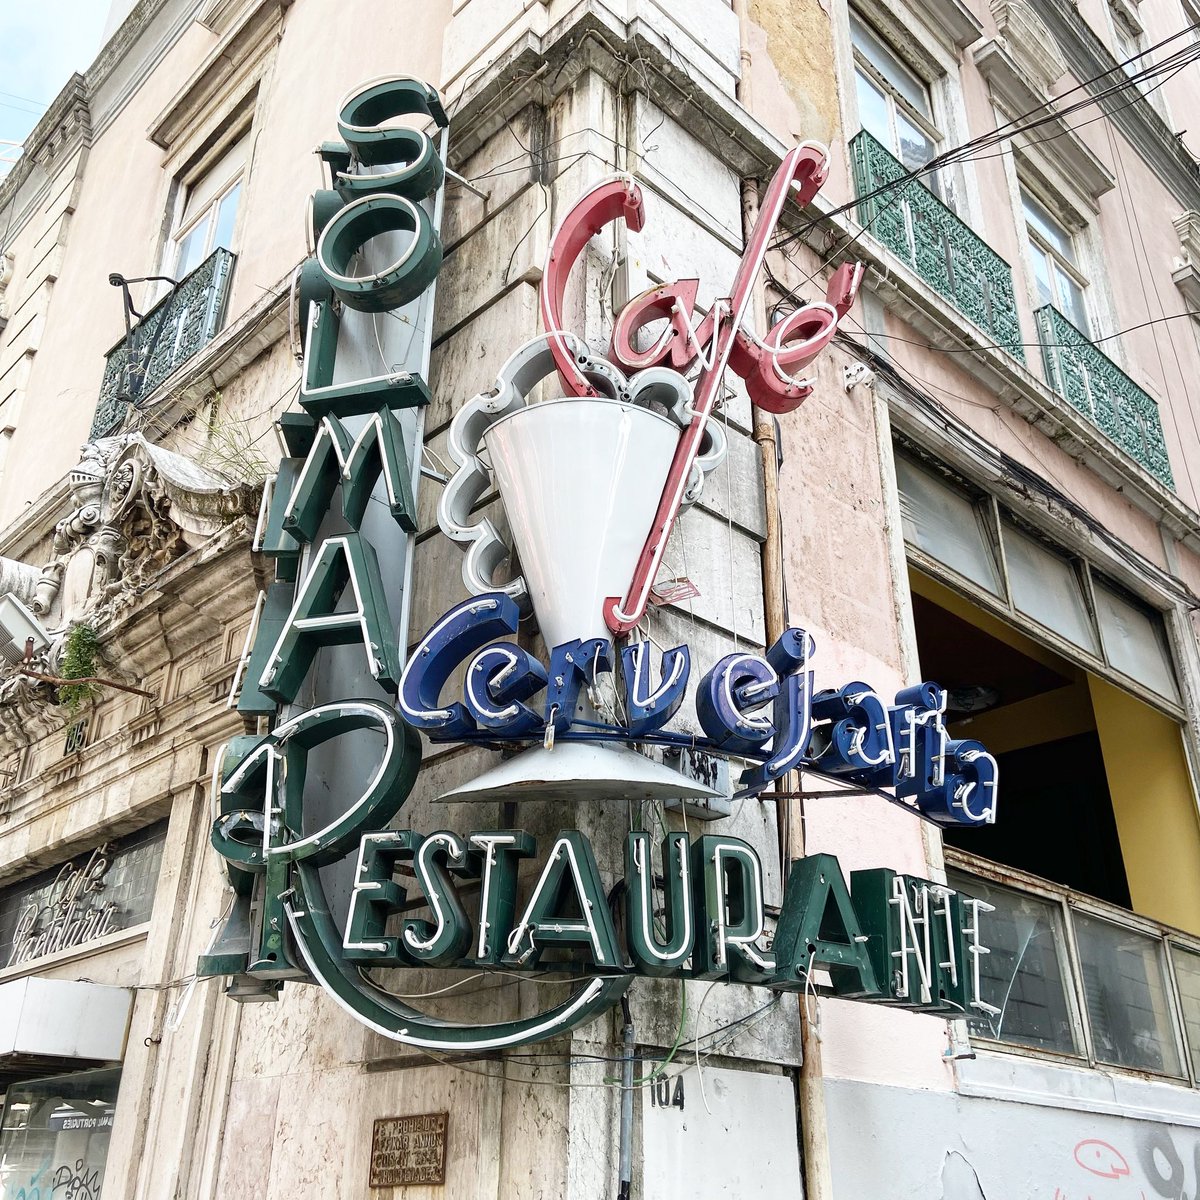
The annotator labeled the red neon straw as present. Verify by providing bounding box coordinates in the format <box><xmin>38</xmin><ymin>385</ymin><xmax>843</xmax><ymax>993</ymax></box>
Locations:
<box><xmin>603</xmin><ymin>144</ymin><xmax>831</xmax><ymax>635</ymax></box>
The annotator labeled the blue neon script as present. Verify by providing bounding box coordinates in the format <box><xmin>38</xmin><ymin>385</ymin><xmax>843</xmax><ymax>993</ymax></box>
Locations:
<box><xmin>398</xmin><ymin>593</ymin><xmax>999</xmax><ymax>826</ymax></box>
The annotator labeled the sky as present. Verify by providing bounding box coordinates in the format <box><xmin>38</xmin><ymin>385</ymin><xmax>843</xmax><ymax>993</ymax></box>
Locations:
<box><xmin>0</xmin><ymin>1</ymin><xmax>110</xmax><ymax>157</ymax></box>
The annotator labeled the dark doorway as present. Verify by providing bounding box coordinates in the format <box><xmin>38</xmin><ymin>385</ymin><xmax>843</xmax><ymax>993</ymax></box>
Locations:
<box><xmin>944</xmin><ymin>732</ymin><xmax>1131</xmax><ymax>909</ymax></box>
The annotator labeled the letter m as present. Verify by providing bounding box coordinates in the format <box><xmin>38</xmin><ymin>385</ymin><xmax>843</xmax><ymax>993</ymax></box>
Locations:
<box><xmin>282</xmin><ymin>407</ymin><xmax>416</xmax><ymax>543</ymax></box>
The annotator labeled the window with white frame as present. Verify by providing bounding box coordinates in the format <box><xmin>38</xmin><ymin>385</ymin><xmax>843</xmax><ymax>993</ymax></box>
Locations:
<box><xmin>950</xmin><ymin>857</ymin><xmax>1200</xmax><ymax>1083</ymax></box>
<box><xmin>1022</xmin><ymin>189</ymin><xmax>1091</xmax><ymax>334</ymax></box>
<box><xmin>850</xmin><ymin>12</ymin><xmax>944</xmax><ymax>192</ymax></box>
<box><xmin>896</xmin><ymin>452</ymin><xmax>1178</xmax><ymax>705</ymax></box>
<box><xmin>168</xmin><ymin>129</ymin><xmax>248</xmax><ymax>281</ymax></box>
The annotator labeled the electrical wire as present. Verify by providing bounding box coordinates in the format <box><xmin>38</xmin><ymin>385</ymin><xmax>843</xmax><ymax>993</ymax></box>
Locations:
<box><xmin>771</xmin><ymin>22</ymin><xmax>1200</xmax><ymax>255</ymax></box>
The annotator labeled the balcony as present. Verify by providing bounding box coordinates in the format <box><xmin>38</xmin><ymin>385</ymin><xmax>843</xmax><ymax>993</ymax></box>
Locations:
<box><xmin>91</xmin><ymin>248</ymin><xmax>236</xmax><ymax>439</ymax></box>
<box><xmin>849</xmin><ymin>130</ymin><xmax>1025</xmax><ymax>363</ymax></box>
<box><xmin>1035</xmin><ymin>304</ymin><xmax>1174</xmax><ymax>488</ymax></box>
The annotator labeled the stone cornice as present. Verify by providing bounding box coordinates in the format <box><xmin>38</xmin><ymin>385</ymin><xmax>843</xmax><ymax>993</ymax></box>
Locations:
<box><xmin>148</xmin><ymin>0</ymin><xmax>290</xmax><ymax>149</ymax></box>
<box><xmin>1032</xmin><ymin>0</ymin><xmax>1200</xmax><ymax>212</ymax></box>
<box><xmin>973</xmin><ymin>38</ymin><xmax>1115</xmax><ymax>204</ymax></box>
<box><xmin>0</xmin><ymin>75</ymin><xmax>91</xmax><ymax>224</ymax></box>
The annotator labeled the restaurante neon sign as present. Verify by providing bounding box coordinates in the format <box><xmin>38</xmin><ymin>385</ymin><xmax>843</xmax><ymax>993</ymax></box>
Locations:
<box><xmin>200</xmin><ymin>75</ymin><xmax>999</xmax><ymax>1050</ymax></box>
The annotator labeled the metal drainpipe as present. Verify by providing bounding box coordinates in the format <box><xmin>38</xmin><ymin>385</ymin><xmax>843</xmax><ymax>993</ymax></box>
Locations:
<box><xmin>617</xmin><ymin>995</ymin><xmax>635</xmax><ymax>1200</ymax></box>
<box><xmin>730</xmin><ymin>3</ymin><xmax>836</xmax><ymax>1197</ymax></box>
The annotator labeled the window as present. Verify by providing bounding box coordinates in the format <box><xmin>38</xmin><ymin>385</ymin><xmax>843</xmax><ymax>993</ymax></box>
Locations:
<box><xmin>895</xmin><ymin>457</ymin><xmax>1001</xmax><ymax>596</ymax></box>
<box><xmin>0</xmin><ymin>1067</ymin><xmax>121</xmax><ymax>1197</ymax></box>
<box><xmin>953</xmin><ymin>872</ymin><xmax>1082</xmax><ymax>1056</ymax></box>
<box><xmin>169</xmin><ymin>129</ymin><xmax>248</xmax><ymax>280</ymax></box>
<box><xmin>851</xmin><ymin>12</ymin><xmax>942</xmax><ymax>186</ymax></box>
<box><xmin>1110</xmin><ymin>5</ymin><xmax>1167</xmax><ymax>115</ymax></box>
<box><xmin>0</xmin><ymin>822</ymin><xmax>167</xmax><ymax>968</ymax></box>
<box><xmin>894</xmin><ymin>450</ymin><xmax>1179</xmax><ymax>708</ymax></box>
<box><xmin>1022</xmin><ymin>190</ymin><xmax>1090</xmax><ymax>333</ymax></box>
<box><xmin>951</xmin><ymin>860</ymin><xmax>1200</xmax><ymax>1084</ymax></box>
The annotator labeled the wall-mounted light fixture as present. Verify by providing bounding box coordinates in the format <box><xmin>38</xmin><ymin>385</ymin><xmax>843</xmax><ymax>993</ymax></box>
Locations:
<box><xmin>0</xmin><ymin>593</ymin><xmax>50</xmax><ymax>666</ymax></box>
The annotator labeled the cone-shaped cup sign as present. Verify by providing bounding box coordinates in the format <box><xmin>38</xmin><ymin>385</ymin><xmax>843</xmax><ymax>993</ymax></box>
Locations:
<box><xmin>483</xmin><ymin>397</ymin><xmax>678</xmax><ymax>648</ymax></box>
<box><xmin>444</xmin><ymin>396</ymin><xmax>719</xmax><ymax>805</ymax></box>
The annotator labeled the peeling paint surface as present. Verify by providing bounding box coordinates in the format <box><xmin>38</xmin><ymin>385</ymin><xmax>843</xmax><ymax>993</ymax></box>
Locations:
<box><xmin>827</xmin><ymin>1077</ymin><xmax>1200</xmax><ymax>1199</ymax></box>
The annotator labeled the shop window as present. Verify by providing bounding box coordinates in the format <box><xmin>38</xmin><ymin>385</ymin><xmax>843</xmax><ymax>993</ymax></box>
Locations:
<box><xmin>850</xmin><ymin>12</ymin><xmax>945</xmax><ymax>196</ymax></box>
<box><xmin>950</xmin><ymin>860</ymin><xmax>1200</xmax><ymax>1083</ymax></box>
<box><xmin>0</xmin><ymin>822</ymin><xmax>167</xmax><ymax>969</ymax></box>
<box><xmin>1075</xmin><ymin>911</ymin><xmax>1182</xmax><ymax>1075</ymax></box>
<box><xmin>1022</xmin><ymin>189</ymin><xmax>1090</xmax><ymax>333</ymax></box>
<box><xmin>1094</xmin><ymin>579</ymin><xmax>1180</xmax><ymax>703</ymax></box>
<box><xmin>953</xmin><ymin>873</ymin><xmax>1083</xmax><ymax>1056</ymax></box>
<box><xmin>168</xmin><ymin>129</ymin><xmax>248</xmax><ymax>281</ymax></box>
<box><xmin>0</xmin><ymin>1067</ymin><xmax>120</xmax><ymax>1197</ymax></box>
<box><xmin>901</xmin><ymin>446</ymin><xmax>1200</xmax><ymax>1081</ymax></box>
<box><xmin>1172</xmin><ymin>945</ymin><xmax>1200</xmax><ymax>1078</ymax></box>
<box><xmin>1002</xmin><ymin>521</ymin><xmax>1099</xmax><ymax>654</ymax></box>
<box><xmin>895</xmin><ymin>449</ymin><xmax>1179</xmax><ymax>708</ymax></box>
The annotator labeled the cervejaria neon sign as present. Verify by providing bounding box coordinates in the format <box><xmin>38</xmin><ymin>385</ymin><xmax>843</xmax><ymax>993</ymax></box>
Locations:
<box><xmin>200</xmin><ymin>76</ymin><xmax>999</xmax><ymax>1050</ymax></box>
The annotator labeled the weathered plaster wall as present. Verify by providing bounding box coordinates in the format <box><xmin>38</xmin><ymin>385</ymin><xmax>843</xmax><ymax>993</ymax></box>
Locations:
<box><xmin>826</xmin><ymin>1071</ymin><xmax>1200</xmax><ymax>1199</ymax></box>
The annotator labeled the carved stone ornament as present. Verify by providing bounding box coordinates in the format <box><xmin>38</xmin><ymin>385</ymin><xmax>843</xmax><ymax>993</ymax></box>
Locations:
<box><xmin>0</xmin><ymin>432</ymin><xmax>261</xmax><ymax>739</ymax></box>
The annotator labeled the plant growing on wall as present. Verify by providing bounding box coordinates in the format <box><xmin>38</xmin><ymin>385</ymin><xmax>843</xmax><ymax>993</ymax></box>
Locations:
<box><xmin>194</xmin><ymin>392</ymin><xmax>271</xmax><ymax>486</ymax></box>
<box><xmin>57</xmin><ymin>623</ymin><xmax>102</xmax><ymax>712</ymax></box>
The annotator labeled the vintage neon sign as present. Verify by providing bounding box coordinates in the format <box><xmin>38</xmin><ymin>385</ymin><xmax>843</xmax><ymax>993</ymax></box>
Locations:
<box><xmin>398</xmin><ymin>592</ymin><xmax>998</xmax><ymax>822</ymax></box>
<box><xmin>202</xmin><ymin>75</ymin><xmax>997</xmax><ymax>1051</ymax></box>
<box><xmin>205</xmin><ymin>697</ymin><xmax>996</xmax><ymax>1048</ymax></box>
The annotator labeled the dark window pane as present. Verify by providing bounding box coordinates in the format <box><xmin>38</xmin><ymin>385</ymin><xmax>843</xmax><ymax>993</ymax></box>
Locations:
<box><xmin>1075</xmin><ymin>912</ymin><xmax>1183</xmax><ymax>1076</ymax></box>
<box><xmin>946</xmin><ymin>870</ymin><xmax>1080</xmax><ymax>1055</ymax></box>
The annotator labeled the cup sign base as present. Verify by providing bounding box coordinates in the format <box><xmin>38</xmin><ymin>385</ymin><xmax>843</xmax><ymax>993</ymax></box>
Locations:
<box><xmin>369</xmin><ymin>1113</ymin><xmax>449</xmax><ymax>1188</ymax></box>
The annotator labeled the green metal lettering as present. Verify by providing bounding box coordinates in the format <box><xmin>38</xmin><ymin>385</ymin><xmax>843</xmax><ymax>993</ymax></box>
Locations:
<box><xmin>237</xmin><ymin>582</ymin><xmax>296</xmax><ymax>716</ymax></box>
<box><xmin>282</xmin><ymin>408</ymin><xmax>416</xmax><ymax>544</ymax></box>
<box><xmin>336</xmin><ymin>76</ymin><xmax>448</xmax><ymax>203</ymax></box>
<box><xmin>625</xmin><ymin>831</ymin><xmax>693</xmax><ymax>977</ymax></box>
<box><xmin>259</xmin><ymin>457</ymin><xmax>303</xmax><ymax>581</ymax></box>
<box><xmin>690</xmin><ymin>836</ymin><xmax>774</xmax><ymax>983</ymax></box>
<box><xmin>299</xmin><ymin>298</ymin><xmax>432</xmax><ymax>418</ymax></box>
<box><xmin>772</xmin><ymin>854</ymin><xmax>881</xmax><ymax>998</ymax></box>
<box><xmin>851</xmin><ymin>869</ymin><xmax>971</xmax><ymax>1013</ymax></box>
<box><xmin>257</xmin><ymin>533</ymin><xmax>401</xmax><ymax>704</ymax></box>
<box><xmin>401</xmin><ymin>831</ymin><xmax>476</xmax><ymax>966</ymax></box>
<box><xmin>316</xmin><ymin>194</ymin><xmax>442</xmax><ymax>313</ymax></box>
<box><xmin>506</xmin><ymin>831</ymin><xmax>623</xmax><ymax>970</ymax></box>
<box><xmin>344</xmin><ymin>830</ymin><xmax>423</xmax><ymax>965</ymax></box>
<box><xmin>467</xmin><ymin>831</ymin><xmax>536</xmax><ymax>965</ymax></box>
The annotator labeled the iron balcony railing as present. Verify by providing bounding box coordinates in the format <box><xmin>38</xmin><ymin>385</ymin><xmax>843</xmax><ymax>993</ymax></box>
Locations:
<box><xmin>849</xmin><ymin>130</ymin><xmax>1025</xmax><ymax>364</ymax></box>
<box><xmin>1035</xmin><ymin>304</ymin><xmax>1173</xmax><ymax>488</ymax></box>
<box><xmin>91</xmin><ymin>247</ymin><xmax>236</xmax><ymax>439</ymax></box>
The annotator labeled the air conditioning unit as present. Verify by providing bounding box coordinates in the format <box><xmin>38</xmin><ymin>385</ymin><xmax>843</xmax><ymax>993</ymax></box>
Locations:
<box><xmin>0</xmin><ymin>593</ymin><xmax>50</xmax><ymax>666</ymax></box>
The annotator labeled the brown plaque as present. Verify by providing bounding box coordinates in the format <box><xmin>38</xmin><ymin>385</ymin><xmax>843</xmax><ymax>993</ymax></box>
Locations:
<box><xmin>369</xmin><ymin>1112</ymin><xmax>449</xmax><ymax>1188</ymax></box>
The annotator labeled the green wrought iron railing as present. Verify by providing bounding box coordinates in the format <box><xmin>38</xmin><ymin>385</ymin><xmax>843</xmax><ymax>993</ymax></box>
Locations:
<box><xmin>1035</xmin><ymin>304</ymin><xmax>1173</xmax><ymax>488</ymax></box>
<box><xmin>849</xmin><ymin>130</ymin><xmax>1025</xmax><ymax>363</ymax></box>
<box><xmin>91</xmin><ymin>247</ymin><xmax>236</xmax><ymax>439</ymax></box>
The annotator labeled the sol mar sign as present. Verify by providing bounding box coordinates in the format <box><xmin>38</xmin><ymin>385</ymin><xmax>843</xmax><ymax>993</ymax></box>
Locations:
<box><xmin>200</xmin><ymin>75</ymin><xmax>999</xmax><ymax>1051</ymax></box>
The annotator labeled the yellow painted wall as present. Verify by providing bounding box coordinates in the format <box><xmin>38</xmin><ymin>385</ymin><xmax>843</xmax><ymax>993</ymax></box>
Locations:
<box><xmin>1090</xmin><ymin>676</ymin><xmax>1200</xmax><ymax>936</ymax></box>
<box><xmin>954</xmin><ymin>682</ymin><xmax>1094</xmax><ymax>754</ymax></box>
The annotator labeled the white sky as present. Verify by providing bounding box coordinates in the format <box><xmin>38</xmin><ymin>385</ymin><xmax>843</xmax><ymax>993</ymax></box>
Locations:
<box><xmin>0</xmin><ymin>1</ymin><xmax>109</xmax><ymax>151</ymax></box>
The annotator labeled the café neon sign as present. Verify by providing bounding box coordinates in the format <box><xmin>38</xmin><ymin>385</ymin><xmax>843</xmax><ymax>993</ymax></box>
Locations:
<box><xmin>201</xmin><ymin>76</ymin><xmax>1000</xmax><ymax>1051</ymax></box>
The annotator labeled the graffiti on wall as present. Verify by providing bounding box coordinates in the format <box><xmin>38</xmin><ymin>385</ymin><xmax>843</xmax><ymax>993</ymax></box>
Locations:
<box><xmin>826</xmin><ymin>1079</ymin><xmax>1200</xmax><ymax>1200</ymax></box>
